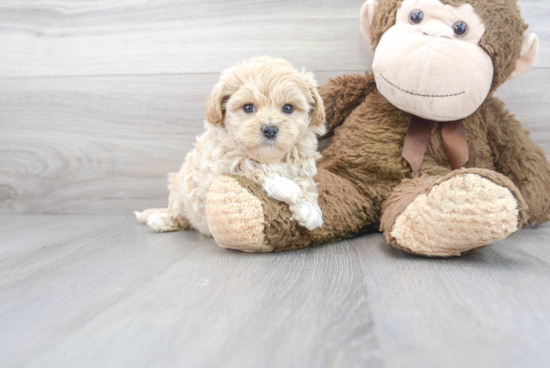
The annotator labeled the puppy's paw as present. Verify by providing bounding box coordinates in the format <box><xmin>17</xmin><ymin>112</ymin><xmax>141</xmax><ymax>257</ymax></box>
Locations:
<box><xmin>289</xmin><ymin>202</ymin><xmax>323</xmax><ymax>231</ymax></box>
<box><xmin>262</xmin><ymin>176</ymin><xmax>303</xmax><ymax>204</ymax></box>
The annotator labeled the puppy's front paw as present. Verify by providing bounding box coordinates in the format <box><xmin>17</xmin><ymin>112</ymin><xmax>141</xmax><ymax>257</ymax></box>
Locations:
<box><xmin>289</xmin><ymin>202</ymin><xmax>323</xmax><ymax>231</ymax></box>
<box><xmin>262</xmin><ymin>176</ymin><xmax>303</xmax><ymax>204</ymax></box>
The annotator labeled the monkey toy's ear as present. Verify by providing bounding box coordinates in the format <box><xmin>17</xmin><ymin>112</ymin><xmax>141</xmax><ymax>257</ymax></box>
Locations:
<box><xmin>511</xmin><ymin>33</ymin><xmax>539</xmax><ymax>79</ymax></box>
<box><xmin>360</xmin><ymin>0</ymin><xmax>378</xmax><ymax>44</ymax></box>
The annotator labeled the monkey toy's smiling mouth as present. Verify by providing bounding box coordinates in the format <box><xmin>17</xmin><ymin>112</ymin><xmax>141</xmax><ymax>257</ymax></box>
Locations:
<box><xmin>369</xmin><ymin>0</ymin><xmax>495</xmax><ymax>122</ymax></box>
<box><xmin>380</xmin><ymin>74</ymin><xmax>465</xmax><ymax>99</ymax></box>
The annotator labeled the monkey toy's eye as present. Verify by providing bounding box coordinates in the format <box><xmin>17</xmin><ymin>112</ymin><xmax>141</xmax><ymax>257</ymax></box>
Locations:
<box><xmin>282</xmin><ymin>104</ymin><xmax>294</xmax><ymax>114</ymax></box>
<box><xmin>243</xmin><ymin>104</ymin><xmax>256</xmax><ymax>114</ymax></box>
<box><xmin>409</xmin><ymin>9</ymin><xmax>424</xmax><ymax>24</ymax></box>
<box><xmin>453</xmin><ymin>21</ymin><xmax>468</xmax><ymax>38</ymax></box>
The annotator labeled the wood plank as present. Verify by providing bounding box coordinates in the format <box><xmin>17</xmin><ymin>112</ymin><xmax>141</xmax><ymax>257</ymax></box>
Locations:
<box><xmin>0</xmin><ymin>0</ymin><xmax>547</xmax><ymax>78</ymax></box>
<box><xmin>0</xmin><ymin>0</ymin><xmax>371</xmax><ymax>78</ymax></box>
<box><xmin>0</xmin><ymin>73</ymin><xmax>214</xmax><ymax>214</ymax></box>
<box><xmin>0</xmin><ymin>214</ymin><xmax>382</xmax><ymax>368</ymax></box>
<box><xmin>353</xmin><ymin>225</ymin><xmax>550</xmax><ymax>368</ymax></box>
<box><xmin>1</xmin><ymin>214</ymin><xmax>549</xmax><ymax>367</ymax></box>
<box><xmin>1</xmin><ymin>69</ymin><xmax>549</xmax><ymax>214</ymax></box>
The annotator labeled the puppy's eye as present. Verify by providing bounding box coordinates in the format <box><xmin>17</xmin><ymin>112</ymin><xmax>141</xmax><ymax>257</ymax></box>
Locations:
<box><xmin>409</xmin><ymin>9</ymin><xmax>424</xmax><ymax>24</ymax></box>
<box><xmin>243</xmin><ymin>104</ymin><xmax>256</xmax><ymax>114</ymax></box>
<box><xmin>243</xmin><ymin>104</ymin><xmax>255</xmax><ymax>113</ymax></box>
<box><xmin>282</xmin><ymin>104</ymin><xmax>294</xmax><ymax>114</ymax></box>
<box><xmin>453</xmin><ymin>21</ymin><xmax>468</xmax><ymax>38</ymax></box>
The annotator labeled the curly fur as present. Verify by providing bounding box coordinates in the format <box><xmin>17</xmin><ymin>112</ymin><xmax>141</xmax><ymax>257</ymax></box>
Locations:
<box><xmin>136</xmin><ymin>56</ymin><xmax>326</xmax><ymax>234</ymax></box>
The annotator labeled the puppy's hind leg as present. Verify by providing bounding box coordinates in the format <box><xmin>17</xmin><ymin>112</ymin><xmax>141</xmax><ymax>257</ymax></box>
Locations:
<box><xmin>135</xmin><ymin>208</ymin><xmax>166</xmax><ymax>222</ymax></box>
<box><xmin>135</xmin><ymin>208</ymin><xmax>189</xmax><ymax>231</ymax></box>
<box><xmin>146</xmin><ymin>210</ymin><xmax>191</xmax><ymax>232</ymax></box>
<box><xmin>136</xmin><ymin>173</ymin><xmax>192</xmax><ymax>232</ymax></box>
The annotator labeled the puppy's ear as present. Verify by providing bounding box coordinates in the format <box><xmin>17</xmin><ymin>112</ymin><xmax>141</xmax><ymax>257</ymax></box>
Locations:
<box><xmin>204</xmin><ymin>80</ymin><xmax>229</xmax><ymax>126</ymax></box>
<box><xmin>310</xmin><ymin>86</ymin><xmax>326</xmax><ymax>126</ymax></box>
<box><xmin>303</xmin><ymin>72</ymin><xmax>326</xmax><ymax>126</ymax></box>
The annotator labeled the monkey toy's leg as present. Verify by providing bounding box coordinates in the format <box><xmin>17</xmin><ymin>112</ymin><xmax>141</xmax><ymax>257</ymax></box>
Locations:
<box><xmin>380</xmin><ymin>168</ymin><xmax>529</xmax><ymax>257</ymax></box>
<box><xmin>205</xmin><ymin>169</ymin><xmax>378</xmax><ymax>252</ymax></box>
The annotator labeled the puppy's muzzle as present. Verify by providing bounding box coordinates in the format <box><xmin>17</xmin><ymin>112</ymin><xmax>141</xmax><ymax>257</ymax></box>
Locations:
<box><xmin>262</xmin><ymin>125</ymin><xmax>278</xmax><ymax>140</ymax></box>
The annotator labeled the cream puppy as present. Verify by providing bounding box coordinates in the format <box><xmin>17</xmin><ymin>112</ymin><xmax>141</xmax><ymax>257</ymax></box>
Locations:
<box><xmin>135</xmin><ymin>56</ymin><xmax>326</xmax><ymax>235</ymax></box>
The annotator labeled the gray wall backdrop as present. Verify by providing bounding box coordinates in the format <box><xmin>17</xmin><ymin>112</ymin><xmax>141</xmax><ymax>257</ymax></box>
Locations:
<box><xmin>0</xmin><ymin>0</ymin><xmax>548</xmax><ymax>214</ymax></box>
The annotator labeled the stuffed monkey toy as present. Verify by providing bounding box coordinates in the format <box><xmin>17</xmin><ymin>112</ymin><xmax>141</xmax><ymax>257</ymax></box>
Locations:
<box><xmin>205</xmin><ymin>0</ymin><xmax>550</xmax><ymax>256</ymax></box>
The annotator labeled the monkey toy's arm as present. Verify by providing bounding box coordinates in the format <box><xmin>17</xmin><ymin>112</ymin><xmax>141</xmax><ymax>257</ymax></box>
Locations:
<box><xmin>318</xmin><ymin>73</ymin><xmax>376</xmax><ymax>137</ymax></box>
<box><xmin>486</xmin><ymin>98</ymin><xmax>550</xmax><ymax>226</ymax></box>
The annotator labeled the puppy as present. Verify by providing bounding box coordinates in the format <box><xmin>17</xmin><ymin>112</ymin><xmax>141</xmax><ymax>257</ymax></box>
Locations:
<box><xmin>135</xmin><ymin>56</ymin><xmax>326</xmax><ymax>235</ymax></box>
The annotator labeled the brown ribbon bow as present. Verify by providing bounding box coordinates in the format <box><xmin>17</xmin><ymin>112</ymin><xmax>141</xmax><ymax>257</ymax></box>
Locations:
<box><xmin>402</xmin><ymin>115</ymin><xmax>469</xmax><ymax>175</ymax></box>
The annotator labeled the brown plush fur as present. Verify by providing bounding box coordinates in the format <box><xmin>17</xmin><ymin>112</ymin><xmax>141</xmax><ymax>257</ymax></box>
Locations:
<box><xmin>225</xmin><ymin>84</ymin><xmax>550</xmax><ymax>252</ymax></box>
<box><xmin>319</xmin><ymin>73</ymin><xmax>377</xmax><ymax>137</ymax></box>
<box><xmin>206</xmin><ymin>0</ymin><xmax>550</xmax><ymax>254</ymax></box>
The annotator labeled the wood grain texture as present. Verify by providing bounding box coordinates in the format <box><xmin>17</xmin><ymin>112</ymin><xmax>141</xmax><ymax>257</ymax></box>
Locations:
<box><xmin>0</xmin><ymin>0</ymin><xmax>547</xmax><ymax>78</ymax></box>
<box><xmin>0</xmin><ymin>73</ymin><xmax>213</xmax><ymax>213</ymax></box>
<box><xmin>353</xmin><ymin>224</ymin><xmax>550</xmax><ymax>368</ymax></box>
<box><xmin>1</xmin><ymin>69</ymin><xmax>549</xmax><ymax>214</ymax></box>
<box><xmin>0</xmin><ymin>0</ymin><xmax>549</xmax><ymax>214</ymax></box>
<box><xmin>0</xmin><ymin>214</ymin><xmax>382</xmax><ymax>368</ymax></box>
<box><xmin>0</xmin><ymin>0</ymin><xmax>371</xmax><ymax>78</ymax></box>
<box><xmin>1</xmin><ymin>214</ymin><xmax>549</xmax><ymax>368</ymax></box>
<box><xmin>0</xmin><ymin>70</ymin><xmax>550</xmax><ymax>213</ymax></box>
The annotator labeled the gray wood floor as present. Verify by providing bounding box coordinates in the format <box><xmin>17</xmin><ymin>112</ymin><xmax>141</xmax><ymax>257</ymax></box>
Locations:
<box><xmin>1</xmin><ymin>215</ymin><xmax>549</xmax><ymax>368</ymax></box>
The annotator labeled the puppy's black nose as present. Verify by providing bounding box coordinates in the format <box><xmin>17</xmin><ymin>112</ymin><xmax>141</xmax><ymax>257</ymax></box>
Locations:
<box><xmin>262</xmin><ymin>125</ymin><xmax>278</xmax><ymax>140</ymax></box>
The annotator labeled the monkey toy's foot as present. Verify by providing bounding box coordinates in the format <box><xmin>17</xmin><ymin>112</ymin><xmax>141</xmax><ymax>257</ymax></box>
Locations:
<box><xmin>206</xmin><ymin>175</ymin><xmax>274</xmax><ymax>252</ymax></box>
<box><xmin>381</xmin><ymin>169</ymin><xmax>529</xmax><ymax>257</ymax></box>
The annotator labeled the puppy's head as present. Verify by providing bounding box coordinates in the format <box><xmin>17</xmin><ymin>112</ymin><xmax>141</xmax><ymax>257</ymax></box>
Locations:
<box><xmin>204</xmin><ymin>56</ymin><xmax>325</xmax><ymax>163</ymax></box>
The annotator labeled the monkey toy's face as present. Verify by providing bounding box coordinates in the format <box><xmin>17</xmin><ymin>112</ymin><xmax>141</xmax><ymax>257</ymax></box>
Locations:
<box><xmin>371</xmin><ymin>0</ymin><xmax>491</xmax><ymax>121</ymax></box>
<box><xmin>360</xmin><ymin>0</ymin><xmax>538</xmax><ymax>123</ymax></box>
